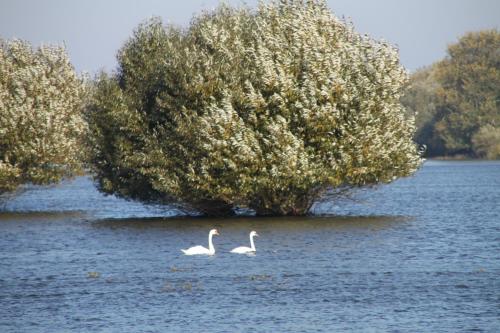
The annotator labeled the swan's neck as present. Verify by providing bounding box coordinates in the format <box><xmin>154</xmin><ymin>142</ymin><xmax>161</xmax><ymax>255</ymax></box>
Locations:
<box><xmin>250</xmin><ymin>234</ymin><xmax>256</xmax><ymax>251</ymax></box>
<box><xmin>208</xmin><ymin>233</ymin><xmax>215</xmax><ymax>254</ymax></box>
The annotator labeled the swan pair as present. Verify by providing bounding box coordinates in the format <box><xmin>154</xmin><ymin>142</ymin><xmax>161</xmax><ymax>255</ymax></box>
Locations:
<box><xmin>181</xmin><ymin>229</ymin><xmax>258</xmax><ymax>255</ymax></box>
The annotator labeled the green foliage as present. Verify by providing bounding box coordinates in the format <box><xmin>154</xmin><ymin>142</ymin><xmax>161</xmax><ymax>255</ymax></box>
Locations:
<box><xmin>403</xmin><ymin>29</ymin><xmax>500</xmax><ymax>157</ymax></box>
<box><xmin>0</xmin><ymin>39</ymin><xmax>87</xmax><ymax>194</ymax></box>
<box><xmin>472</xmin><ymin>125</ymin><xmax>500</xmax><ymax>159</ymax></box>
<box><xmin>87</xmin><ymin>1</ymin><xmax>421</xmax><ymax>216</ymax></box>
<box><xmin>434</xmin><ymin>30</ymin><xmax>500</xmax><ymax>155</ymax></box>
<box><xmin>401</xmin><ymin>65</ymin><xmax>446</xmax><ymax>156</ymax></box>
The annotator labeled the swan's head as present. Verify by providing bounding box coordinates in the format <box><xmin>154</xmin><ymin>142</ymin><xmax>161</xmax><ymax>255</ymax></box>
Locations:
<box><xmin>210</xmin><ymin>229</ymin><xmax>219</xmax><ymax>236</ymax></box>
<box><xmin>250</xmin><ymin>230</ymin><xmax>259</xmax><ymax>237</ymax></box>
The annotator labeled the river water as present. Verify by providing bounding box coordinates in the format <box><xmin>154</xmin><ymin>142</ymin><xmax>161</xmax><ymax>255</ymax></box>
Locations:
<box><xmin>0</xmin><ymin>161</ymin><xmax>499</xmax><ymax>332</ymax></box>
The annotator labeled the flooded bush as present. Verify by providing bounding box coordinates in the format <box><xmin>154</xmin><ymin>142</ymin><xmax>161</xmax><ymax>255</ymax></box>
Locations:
<box><xmin>0</xmin><ymin>39</ymin><xmax>87</xmax><ymax>194</ymax></box>
<box><xmin>87</xmin><ymin>0</ymin><xmax>420</xmax><ymax>216</ymax></box>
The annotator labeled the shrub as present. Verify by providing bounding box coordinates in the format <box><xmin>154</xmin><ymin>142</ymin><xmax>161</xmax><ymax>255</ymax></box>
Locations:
<box><xmin>0</xmin><ymin>39</ymin><xmax>86</xmax><ymax>194</ymax></box>
<box><xmin>87</xmin><ymin>0</ymin><xmax>421</xmax><ymax>216</ymax></box>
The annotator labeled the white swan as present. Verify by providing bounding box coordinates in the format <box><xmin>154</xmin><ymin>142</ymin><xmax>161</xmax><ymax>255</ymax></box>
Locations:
<box><xmin>230</xmin><ymin>231</ymin><xmax>259</xmax><ymax>254</ymax></box>
<box><xmin>181</xmin><ymin>229</ymin><xmax>219</xmax><ymax>255</ymax></box>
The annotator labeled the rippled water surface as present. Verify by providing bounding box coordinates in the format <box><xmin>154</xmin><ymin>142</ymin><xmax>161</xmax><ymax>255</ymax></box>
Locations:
<box><xmin>1</xmin><ymin>161</ymin><xmax>499</xmax><ymax>332</ymax></box>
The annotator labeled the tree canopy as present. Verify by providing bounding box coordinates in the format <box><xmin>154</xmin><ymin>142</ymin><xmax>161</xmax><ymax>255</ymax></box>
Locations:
<box><xmin>87</xmin><ymin>0</ymin><xmax>421</xmax><ymax>216</ymax></box>
<box><xmin>403</xmin><ymin>29</ymin><xmax>500</xmax><ymax>158</ymax></box>
<box><xmin>0</xmin><ymin>39</ymin><xmax>87</xmax><ymax>194</ymax></box>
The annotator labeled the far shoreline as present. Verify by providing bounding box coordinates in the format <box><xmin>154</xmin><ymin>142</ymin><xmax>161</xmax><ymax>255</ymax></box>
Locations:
<box><xmin>426</xmin><ymin>155</ymin><xmax>498</xmax><ymax>161</ymax></box>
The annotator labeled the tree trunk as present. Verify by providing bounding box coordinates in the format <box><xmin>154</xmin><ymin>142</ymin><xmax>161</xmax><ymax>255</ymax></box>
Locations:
<box><xmin>193</xmin><ymin>199</ymin><xmax>236</xmax><ymax>217</ymax></box>
<box><xmin>251</xmin><ymin>195</ymin><xmax>314</xmax><ymax>216</ymax></box>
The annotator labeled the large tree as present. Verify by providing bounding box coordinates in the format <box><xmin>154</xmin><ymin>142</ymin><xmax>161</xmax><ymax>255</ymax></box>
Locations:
<box><xmin>403</xmin><ymin>29</ymin><xmax>500</xmax><ymax>158</ymax></box>
<box><xmin>87</xmin><ymin>0</ymin><xmax>421</xmax><ymax>216</ymax></box>
<box><xmin>0</xmin><ymin>39</ymin><xmax>87</xmax><ymax>194</ymax></box>
<box><xmin>435</xmin><ymin>29</ymin><xmax>500</xmax><ymax>156</ymax></box>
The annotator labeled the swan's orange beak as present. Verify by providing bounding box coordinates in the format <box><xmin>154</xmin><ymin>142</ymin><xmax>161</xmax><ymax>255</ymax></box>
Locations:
<box><xmin>214</xmin><ymin>230</ymin><xmax>220</xmax><ymax>235</ymax></box>
<box><xmin>255</xmin><ymin>233</ymin><xmax>259</xmax><ymax>237</ymax></box>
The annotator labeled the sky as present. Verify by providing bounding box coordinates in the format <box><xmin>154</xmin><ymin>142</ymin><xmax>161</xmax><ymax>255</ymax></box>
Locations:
<box><xmin>0</xmin><ymin>0</ymin><xmax>499</xmax><ymax>73</ymax></box>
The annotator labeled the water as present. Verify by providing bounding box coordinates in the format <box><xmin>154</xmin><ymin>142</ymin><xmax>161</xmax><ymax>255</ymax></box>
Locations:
<box><xmin>1</xmin><ymin>161</ymin><xmax>499</xmax><ymax>332</ymax></box>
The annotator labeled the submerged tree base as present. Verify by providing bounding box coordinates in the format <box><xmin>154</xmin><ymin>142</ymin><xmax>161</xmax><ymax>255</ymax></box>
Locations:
<box><xmin>192</xmin><ymin>198</ymin><xmax>313</xmax><ymax>217</ymax></box>
<box><xmin>253</xmin><ymin>208</ymin><xmax>311</xmax><ymax>217</ymax></box>
<box><xmin>192</xmin><ymin>200</ymin><xmax>237</xmax><ymax>217</ymax></box>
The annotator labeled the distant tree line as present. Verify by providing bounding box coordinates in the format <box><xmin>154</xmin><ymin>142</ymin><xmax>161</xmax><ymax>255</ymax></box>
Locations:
<box><xmin>402</xmin><ymin>29</ymin><xmax>500</xmax><ymax>159</ymax></box>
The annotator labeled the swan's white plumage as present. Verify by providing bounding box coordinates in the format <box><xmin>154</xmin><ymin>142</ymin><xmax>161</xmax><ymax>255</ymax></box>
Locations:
<box><xmin>182</xmin><ymin>229</ymin><xmax>219</xmax><ymax>255</ymax></box>
<box><xmin>181</xmin><ymin>245</ymin><xmax>211</xmax><ymax>255</ymax></box>
<box><xmin>230</xmin><ymin>231</ymin><xmax>258</xmax><ymax>254</ymax></box>
<box><xmin>230</xmin><ymin>246</ymin><xmax>254</xmax><ymax>254</ymax></box>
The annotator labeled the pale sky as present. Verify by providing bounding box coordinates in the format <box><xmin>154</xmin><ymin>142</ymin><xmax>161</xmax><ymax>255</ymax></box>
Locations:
<box><xmin>1</xmin><ymin>0</ymin><xmax>499</xmax><ymax>73</ymax></box>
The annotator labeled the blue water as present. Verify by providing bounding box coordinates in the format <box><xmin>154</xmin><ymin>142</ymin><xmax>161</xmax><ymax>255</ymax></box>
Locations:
<box><xmin>0</xmin><ymin>161</ymin><xmax>499</xmax><ymax>332</ymax></box>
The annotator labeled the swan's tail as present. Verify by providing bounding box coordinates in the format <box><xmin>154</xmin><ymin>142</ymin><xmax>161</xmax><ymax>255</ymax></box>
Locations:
<box><xmin>181</xmin><ymin>249</ymin><xmax>188</xmax><ymax>254</ymax></box>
